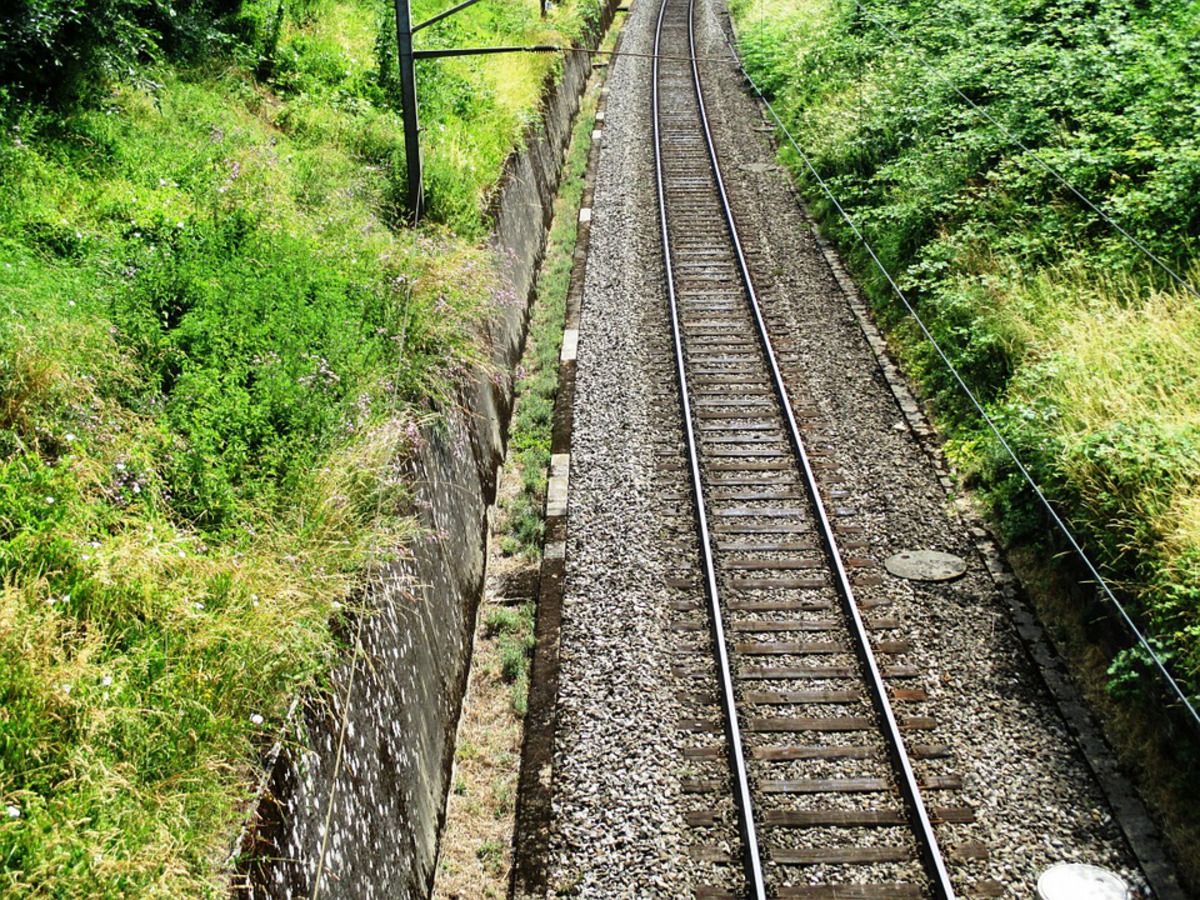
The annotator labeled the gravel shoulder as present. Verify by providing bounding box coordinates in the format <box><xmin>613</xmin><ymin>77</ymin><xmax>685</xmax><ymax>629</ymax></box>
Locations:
<box><xmin>539</xmin><ymin>3</ymin><xmax>696</xmax><ymax>895</ymax></box>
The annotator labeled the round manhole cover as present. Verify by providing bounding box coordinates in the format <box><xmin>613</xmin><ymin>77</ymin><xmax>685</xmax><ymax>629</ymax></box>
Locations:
<box><xmin>884</xmin><ymin>550</ymin><xmax>967</xmax><ymax>582</ymax></box>
<box><xmin>1037</xmin><ymin>863</ymin><xmax>1130</xmax><ymax>900</ymax></box>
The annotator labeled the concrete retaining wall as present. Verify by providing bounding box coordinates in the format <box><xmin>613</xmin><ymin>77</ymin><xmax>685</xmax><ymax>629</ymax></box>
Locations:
<box><xmin>236</xmin><ymin>7</ymin><xmax>617</xmax><ymax>897</ymax></box>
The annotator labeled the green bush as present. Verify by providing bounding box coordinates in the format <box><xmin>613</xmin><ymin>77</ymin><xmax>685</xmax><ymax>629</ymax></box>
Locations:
<box><xmin>107</xmin><ymin>213</ymin><xmax>416</xmax><ymax>527</ymax></box>
<box><xmin>484</xmin><ymin>605</ymin><xmax>523</xmax><ymax>637</ymax></box>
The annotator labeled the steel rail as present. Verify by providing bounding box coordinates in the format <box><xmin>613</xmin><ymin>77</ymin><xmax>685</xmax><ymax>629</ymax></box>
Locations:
<box><xmin>652</xmin><ymin>0</ymin><xmax>767</xmax><ymax>897</ymax></box>
<box><xmin>669</xmin><ymin>0</ymin><xmax>959</xmax><ymax>896</ymax></box>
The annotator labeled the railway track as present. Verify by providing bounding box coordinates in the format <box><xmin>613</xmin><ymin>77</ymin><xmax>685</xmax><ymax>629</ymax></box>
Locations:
<box><xmin>651</xmin><ymin>0</ymin><xmax>987</xmax><ymax>896</ymax></box>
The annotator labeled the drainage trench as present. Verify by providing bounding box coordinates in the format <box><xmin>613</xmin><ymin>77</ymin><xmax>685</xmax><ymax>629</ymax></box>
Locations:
<box><xmin>235</xmin><ymin>5</ymin><xmax>621</xmax><ymax>896</ymax></box>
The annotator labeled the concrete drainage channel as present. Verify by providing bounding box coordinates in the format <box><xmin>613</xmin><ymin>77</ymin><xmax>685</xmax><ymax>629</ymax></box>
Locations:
<box><xmin>507</xmin><ymin>54</ymin><xmax>614</xmax><ymax>900</ymax></box>
<box><xmin>232</xmin><ymin>4</ymin><xmax>622</xmax><ymax>897</ymax></box>
<box><xmin>431</xmin><ymin>29</ymin><xmax>618</xmax><ymax>898</ymax></box>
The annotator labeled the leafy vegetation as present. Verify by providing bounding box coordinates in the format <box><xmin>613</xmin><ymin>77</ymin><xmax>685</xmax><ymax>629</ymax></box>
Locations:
<box><xmin>0</xmin><ymin>0</ymin><xmax>598</xmax><ymax>895</ymax></box>
<box><xmin>0</xmin><ymin>0</ymin><xmax>250</xmax><ymax>106</ymax></box>
<box><xmin>729</xmin><ymin>0</ymin><xmax>1200</xmax><ymax>711</ymax></box>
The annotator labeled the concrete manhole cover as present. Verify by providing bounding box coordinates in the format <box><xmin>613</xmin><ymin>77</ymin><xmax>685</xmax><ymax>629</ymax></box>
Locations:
<box><xmin>884</xmin><ymin>550</ymin><xmax>967</xmax><ymax>582</ymax></box>
<box><xmin>1037</xmin><ymin>864</ymin><xmax>1130</xmax><ymax>900</ymax></box>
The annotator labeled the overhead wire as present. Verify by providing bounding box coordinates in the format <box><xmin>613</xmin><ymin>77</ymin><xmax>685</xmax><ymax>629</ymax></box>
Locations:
<box><xmin>714</xmin><ymin>19</ymin><xmax>1200</xmax><ymax>733</ymax></box>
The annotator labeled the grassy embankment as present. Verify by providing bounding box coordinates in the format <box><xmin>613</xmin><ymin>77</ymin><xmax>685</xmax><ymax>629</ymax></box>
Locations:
<box><xmin>0</xmin><ymin>0</ymin><xmax>600</xmax><ymax>895</ymax></box>
<box><xmin>728</xmin><ymin>0</ymin><xmax>1200</xmax><ymax>877</ymax></box>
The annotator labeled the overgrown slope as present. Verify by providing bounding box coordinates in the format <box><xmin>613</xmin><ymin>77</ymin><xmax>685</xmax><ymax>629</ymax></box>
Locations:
<box><xmin>0</xmin><ymin>0</ymin><xmax>600</xmax><ymax>895</ymax></box>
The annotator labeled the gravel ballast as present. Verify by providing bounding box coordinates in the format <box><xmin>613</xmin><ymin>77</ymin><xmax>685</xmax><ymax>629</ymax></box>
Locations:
<box><xmin>532</xmin><ymin>0</ymin><xmax>1178</xmax><ymax>896</ymax></box>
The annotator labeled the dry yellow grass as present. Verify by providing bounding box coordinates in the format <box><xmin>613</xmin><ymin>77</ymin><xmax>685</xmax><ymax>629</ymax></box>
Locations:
<box><xmin>432</xmin><ymin>556</ymin><xmax>532</xmax><ymax>900</ymax></box>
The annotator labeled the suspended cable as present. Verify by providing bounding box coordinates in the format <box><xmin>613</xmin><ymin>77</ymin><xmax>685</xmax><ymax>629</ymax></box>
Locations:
<box><xmin>413</xmin><ymin>44</ymin><xmax>734</xmax><ymax>61</ymax></box>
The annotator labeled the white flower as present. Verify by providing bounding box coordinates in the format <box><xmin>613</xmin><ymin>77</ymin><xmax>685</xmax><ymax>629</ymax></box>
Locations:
<box><xmin>6</xmin><ymin>806</ymin><xmax>18</xmax><ymax>818</ymax></box>
<box><xmin>101</xmin><ymin>676</ymin><xmax>112</xmax><ymax>687</ymax></box>
<box><xmin>250</xmin><ymin>713</ymin><xmax>264</xmax><ymax>726</ymax></box>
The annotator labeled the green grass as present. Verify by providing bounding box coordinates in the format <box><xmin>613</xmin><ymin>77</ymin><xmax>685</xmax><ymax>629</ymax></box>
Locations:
<box><xmin>475</xmin><ymin>838</ymin><xmax>505</xmax><ymax>876</ymax></box>
<box><xmin>730</xmin><ymin>0</ymin><xmax>1200</xmax><ymax>706</ymax></box>
<box><xmin>498</xmin><ymin>82</ymin><xmax>596</xmax><ymax>560</ymax></box>
<box><xmin>483</xmin><ymin>603</ymin><xmax>535</xmax><ymax>715</ymax></box>
<box><xmin>0</xmin><ymin>71</ymin><xmax>444</xmax><ymax>899</ymax></box>
<box><xmin>0</xmin><ymin>0</ymin><xmax>599</xmax><ymax>895</ymax></box>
